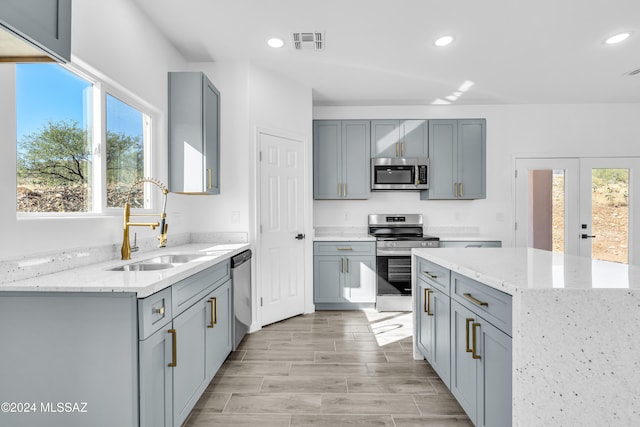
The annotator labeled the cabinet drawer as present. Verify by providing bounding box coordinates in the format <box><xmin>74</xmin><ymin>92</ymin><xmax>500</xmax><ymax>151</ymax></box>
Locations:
<box><xmin>314</xmin><ymin>241</ymin><xmax>375</xmax><ymax>255</ymax></box>
<box><xmin>417</xmin><ymin>258</ymin><xmax>450</xmax><ymax>295</ymax></box>
<box><xmin>138</xmin><ymin>288</ymin><xmax>172</xmax><ymax>340</ymax></box>
<box><xmin>451</xmin><ymin>272</ymin><xmax>512</xmax><ymax>336</ymax></box>
<box><xmin>172</xmin><ymin>261</ymin><xmax>230</xmax><ymax>316</ymax></box>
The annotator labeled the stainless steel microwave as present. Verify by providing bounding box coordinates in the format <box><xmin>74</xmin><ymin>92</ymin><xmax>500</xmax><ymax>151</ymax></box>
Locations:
<box><xmin>371</xmin><ymin>157</ymin><xmax>429</xmax><ymax>190</ymax></box>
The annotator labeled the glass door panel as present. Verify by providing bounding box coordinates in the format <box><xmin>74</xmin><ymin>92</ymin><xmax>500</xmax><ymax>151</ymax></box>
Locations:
<box><xmin>580</xmin><ymin>163</ymin><xmax>633</xmax><ymax>264</ymax></box>
<box><xmin>515</xmin><ymin>158</ymin><xmax>579</xmax><ymax>255</ymax></box>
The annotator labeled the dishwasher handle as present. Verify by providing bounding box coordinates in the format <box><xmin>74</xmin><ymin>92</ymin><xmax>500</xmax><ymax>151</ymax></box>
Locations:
<box><xmin>231</xmin><ymin>250</ymin><xmax>252</xmax><ymax>268</ymax></box>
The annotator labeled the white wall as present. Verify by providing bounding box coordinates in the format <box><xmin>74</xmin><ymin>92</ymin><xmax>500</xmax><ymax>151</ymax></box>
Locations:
<box><xmin>176</xmin><ymin>62</ymin><xmax>313</xmax><ymax>240</ymax></box>
<box><xmin>313</xmin><ymin>104</ymin><xmax>640</xmax><ymax>246</ymax></box>
<box><xmin>0</xmin><ymin>0</ymin><xmax>187</xmax><ymax>258</ymax></box>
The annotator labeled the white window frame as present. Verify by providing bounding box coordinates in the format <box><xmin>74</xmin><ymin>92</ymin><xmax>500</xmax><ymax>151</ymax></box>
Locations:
<box><xmin>16</xmin><ymin>60</ymin><xmax>159</xmax><ymax>218</ymax></box>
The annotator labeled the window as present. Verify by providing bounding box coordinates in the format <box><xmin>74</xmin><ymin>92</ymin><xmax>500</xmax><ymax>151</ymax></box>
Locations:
<box><xmin>16</xmin><ymin>64</ymin><xmax>93</xmax><ymax>212</ymax></box>
<box><xmin>16</xmin><ymin>63</ymin><xmax>152</xmax><ymax>213</ymax></box>
<box><xmin>106</xmin><ymin>94</ymin><xmax>148</xmax><ymax>209</ymax></box>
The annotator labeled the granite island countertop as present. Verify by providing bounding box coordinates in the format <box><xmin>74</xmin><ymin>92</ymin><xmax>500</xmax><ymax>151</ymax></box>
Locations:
<box><xmin>0</xmin><ymin>243</ymin><xmax>251</xmax><ymax>298</ymax></box>
<box><xmin>412</xmin><ymin>247</ymin><xmax>640</xmax><ymax>426</ymax></box>
<box><xmin>413</xmin><ymin>247</ymin><xmax>640</xmax><ymax>292</ymax></box>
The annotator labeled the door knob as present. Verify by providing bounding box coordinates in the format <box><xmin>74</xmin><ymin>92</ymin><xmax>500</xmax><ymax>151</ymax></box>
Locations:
<box><xmin>581</xmin><ymin>234</ymin><xmax>596</xmax><ymax>239</ymax></box>
<box><xmin>295</xmin><ymin>233</ymin><xmax>306</xmax><ymax>240</ymax></box>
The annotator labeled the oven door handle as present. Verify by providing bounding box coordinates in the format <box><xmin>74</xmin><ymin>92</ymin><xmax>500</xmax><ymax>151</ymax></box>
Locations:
<box><xmin>376</xmin><ymin>248</ymin><xmax>412</xmax><ymax>257</ymax></box>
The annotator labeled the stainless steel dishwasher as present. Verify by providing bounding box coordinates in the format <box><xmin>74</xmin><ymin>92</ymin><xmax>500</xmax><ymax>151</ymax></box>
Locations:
<box><xmin>231</xmin><ymin>250</ymin><xmax>252</xmax><ymax>350</ymax></box>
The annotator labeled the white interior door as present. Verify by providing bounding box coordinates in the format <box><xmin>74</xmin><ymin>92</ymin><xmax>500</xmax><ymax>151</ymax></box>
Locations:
<box><xmin>258</xmin><ymin>132</ymin><xmax>306</xmax><ymax>326</ymax></box>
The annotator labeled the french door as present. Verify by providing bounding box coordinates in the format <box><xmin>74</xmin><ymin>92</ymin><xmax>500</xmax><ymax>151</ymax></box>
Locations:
<box><xmin>515</xmin><ymin>157</ymin><xmax>640</xmax><ymax>265</ymax></box>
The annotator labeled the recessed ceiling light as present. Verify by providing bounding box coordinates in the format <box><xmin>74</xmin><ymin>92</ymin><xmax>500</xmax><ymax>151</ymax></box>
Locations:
<box><xmin>267</xmin><ymin>38</ymin><xmax>284</xmax><ymax>48</ymax></box>
<box><xmin>434</xmin><ymin>36</ymin><xmax>454</xmax><ymax>47</ymax></box>
<box><xmin>604</xmin><ymin>32</ymin><xmax>631</xmax><ymax>45</ymax></box>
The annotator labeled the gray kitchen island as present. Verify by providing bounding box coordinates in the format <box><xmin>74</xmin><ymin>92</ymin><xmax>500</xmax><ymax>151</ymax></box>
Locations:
<box><xmin>412</xmin><ymin>247</ymin><xmax>640</xmax><ymax>427</ymax></box>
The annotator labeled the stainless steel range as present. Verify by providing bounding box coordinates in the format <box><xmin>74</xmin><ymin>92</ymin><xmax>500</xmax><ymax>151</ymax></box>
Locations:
<box><xmin>368</xmin><ymin>214</ymin><xmax>439</xmax><ymax>311</ymax></box>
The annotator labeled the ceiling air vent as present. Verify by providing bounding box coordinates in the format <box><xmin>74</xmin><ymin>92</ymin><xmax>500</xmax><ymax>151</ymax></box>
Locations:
<box><xmin>291</xmin><ymin>32</ymin><xmax>324</xmax><ymax>50</ymax></box>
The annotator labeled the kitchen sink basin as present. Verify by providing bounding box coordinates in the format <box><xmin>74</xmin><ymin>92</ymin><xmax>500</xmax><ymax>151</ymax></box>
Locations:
<box><xmin>108</xmin><ymin>253</ymin><xmax>206</xmax><ymax>272</ymax></box>
<box><xmin>109</xmin><ymin>263</ymin><xmax>175</xmax><ymax>272</ymax></box>
<box><xmin>144</xmin><ymin>254</ymin><xmax>204</xmax><ymax>264</ymax></box>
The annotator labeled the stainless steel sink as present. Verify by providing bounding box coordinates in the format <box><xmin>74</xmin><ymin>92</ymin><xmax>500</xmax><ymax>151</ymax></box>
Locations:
<box><xmin>110</xmin><ymin>263</ymin><xmax>175</xmax><ymax>272</ymax></box>
<box><xmin>108</xmin><ymin>253</ymin><xmax>205</xmax><ymax>271</ymax></box>
<box><xmin>145</xmin><ymin>254</ymin><xmax>204</xmax><ymax>264</ymax></box>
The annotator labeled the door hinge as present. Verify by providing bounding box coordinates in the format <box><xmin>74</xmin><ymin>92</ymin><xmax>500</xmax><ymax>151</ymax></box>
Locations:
<box><xmin>515</xmin><ymin>169</ymin><xmax>518</xmax><ymax>178</ymax></box>
<box><xmin>514</xmin><ymin>222</ymin><xmax>518</xmax><ymax>231</ymax></box>
<box><xmin>260</xmin><ymin>225</ymin><xmax>263</xmax><ymax>233</ymax></box>
<box><xmin>260</xmin><ymin>297</ymin><xmax>263</xmax><ymax>307</ymax></box>
<box><xmin>259</xmin><ymin>151</ymin><xmax>262</xmax><ymax>161</ymax></box>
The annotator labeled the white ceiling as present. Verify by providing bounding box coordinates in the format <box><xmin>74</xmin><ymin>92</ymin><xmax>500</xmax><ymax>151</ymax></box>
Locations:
<box><xmin>132</xmin><ymin>0</ymin><xmax>640</xmax><ymax>106</ymax></box>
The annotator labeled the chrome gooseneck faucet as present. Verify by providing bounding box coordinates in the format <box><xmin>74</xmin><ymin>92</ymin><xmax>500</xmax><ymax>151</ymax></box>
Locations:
<box><xmin>121</xmin><ymin>177</ymin><xmax>169</xmax><ymax>260</ymax></box>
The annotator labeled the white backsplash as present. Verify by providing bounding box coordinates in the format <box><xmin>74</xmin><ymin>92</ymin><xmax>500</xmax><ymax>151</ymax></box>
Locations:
<box><xmin>0</xmin><ymin>231</ymin><xmax>248</xmax><ymax>284</ymax></box>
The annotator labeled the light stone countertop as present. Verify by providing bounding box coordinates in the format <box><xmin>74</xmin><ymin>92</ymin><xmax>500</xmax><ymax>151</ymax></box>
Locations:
<box><xmin>412</xmin><ymin>247</ymin><xmax>640</xmax><ymax>426</ymax></box>
<box><xmin>0</xmin><ymin>243</ymin><xmax>251</xmax><ymax>298</ymax></box>
<box><xmin>435</xmin><ymin>234</ymin><xmax>501</xmax><ymax>242</ymax></box>
<box><xmin>313</xmin><ymin>226</ymin><xmax>375</xmax><ymax>242</ymax></box>
<box><xmin>413</xmin><ymin>247</ymin><xmax>640</xmax><ymax>291</ymax></box>
<box><xmin>313</xmin><ymin>234</ymin><xmax>376</xmax><ymax>242</ymax></box>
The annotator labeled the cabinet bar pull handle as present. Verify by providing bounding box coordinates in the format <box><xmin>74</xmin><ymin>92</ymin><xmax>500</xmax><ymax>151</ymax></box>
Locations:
<box><xmin>207</xmin><ymin>168</ymin><xmax>213</xmax><ymax>190</ymax></box>
<box><xmin>424</xmin><ymin>288</ymin><xmax>433</xmax><ymax>316</ymax></box>
<box><xmin>459</xmin><ymin>183</ymin><xmax>463</xmax><ymax>197</ymax></box>
<box><xmin>338</xmin><ymin>183</ymin><xmax>342</xmax><ymax>197</ymax></box>
<box><xmin>396</xmin><ymin>142</ymin><xmax>399</xmax><ymax>157</ymax></box>
<box><xmin>401</xmin><ymin>142</ymin><xmax>405</xmax><ymax>157</ymax></box>
<box><xmin>208</xmin><ymin>298</ymin><xmax>217</xmax><ymax>328</ymax></box>
<box><xmin>463</xmin><ymin>292</ymin><xmax>489</xmax><ymax>307</ymax></box>
<box><xmin>454</xmin><ymin>182</ymin><xmax>458</xmax><ymax>197</ymax></box>
<box><xmin>346</xmin><ymin>257</ymin><xmax>349</xmax><ymax>273</ymax></box>
<box><xmin>154</xmin><ymin>307</ymin><xmax>165</xmax><ymax>315</ymax></box>
<box><xmin>337</xmin><ymin>247</ymin><xmax>353</xmax><ymax>251</ymax></box>
<box><xmin>465</xmin><ymin>318</ymin><xmax>473</xmax><ymax>353</ymax></box>
<box><xmin>340</xmin><ymin>257</ymin><xmax>344</xmax><ymax>273</ymax></box>
<box><xmin>472</xmin><ymin>322</ymin><xmax>481</xmax><ymax>359</ymax></box>
<box><xmin>423</xmin><ymin>271</ymin><xmax>438</xmax><ymax>280</ymax></box>
<box><xmin>343</xmin><ymin>183</ymin><xmax>346</xmax><ymax>197</ymax></box>
<box><xmin>168</xmin><ymin>329</ymin><xmax>177</xmax><ymax>367</ymax></box>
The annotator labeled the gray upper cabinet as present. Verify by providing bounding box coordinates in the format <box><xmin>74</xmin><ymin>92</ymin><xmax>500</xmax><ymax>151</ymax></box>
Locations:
<box><xmin>421</xmin><ymin>119</ymin><xmax>486</xmax><ymax>200</ymax></box>
<box><xmin>169</xmin><ymin>72</ymin><xmax>220</xmax><ymax>195</ymax></box>
<box><xmin>371</xmin><ymin>119</ymin><xmax>428</xmax><ymax>158</ymax></box>
<box><xmin>0</xmin><ymin>0</ymin><xmax>71</xmax><ymax>62</ymax></box>
<box><xmin>313</xmin><ymin>120</ymin><xmax>370</xmax><ymax>199</ymax></box>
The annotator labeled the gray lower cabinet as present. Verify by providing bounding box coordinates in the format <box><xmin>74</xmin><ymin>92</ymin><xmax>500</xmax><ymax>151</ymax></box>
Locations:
<box><xmin>414</xmin><ymin>256</ymin><xmax>512</xmax><ymax>427</ymax></box>
<box><xmin>416</xmin><ymin>277</ymin><xmax>451</xmax><ymax>387</ymax></box>
<box><xmin>169</xmin><ymin>72</ymin><xmax>220</xmax><ymax>194</ymax></box>
<box><xmin>313</xmin><ymin>120</ymin><xmax>370</xmax><ymax>199</ymax></box>
<box><xmin>139</xmin><ymin>262</ymin><xmax>232</xmax><ymax>427</ymax></box>
<box><xmin>313</xmin><ymin>241</ymin><xmax>376</xmax><ymax>308</ymax></box>
<box><xmin>421</xmin><ymin>119</ymin><xmax>486</xmax><ymax>200</ymax></box>
<box><xmin>0</xmin><ymin>293</ymin><xmax>139</xmax><ymax>427</ymax></box>
<box><xmin>139</xmin><ymin>322</ymin><xmax>173</xmax><ymax>427</ymax></box>
<box><xmin>0</xmin><ymin>0</ymin><xmax>71</xmax><ymax>62</ymax></box>
<box><xmin>371</xmin><ymin>119</ymin><xmax>428</xmax><ymax>158</ymax></box>
<box><xmin>0</xmin><ymin>262</ymin><xmax>232</xmax><ymax>427</ymax></box>
<box><xmin>450</xmin><ymin>300</ymin><xmax>511</xmax><ymax>427</ymax></box>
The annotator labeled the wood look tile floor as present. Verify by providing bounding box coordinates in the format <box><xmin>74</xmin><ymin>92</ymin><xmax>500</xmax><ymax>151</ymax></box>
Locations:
<box><xmin>184</xmin><ymin>310</ymin><xmax>472</xmax><ymax>427</ymax></box>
